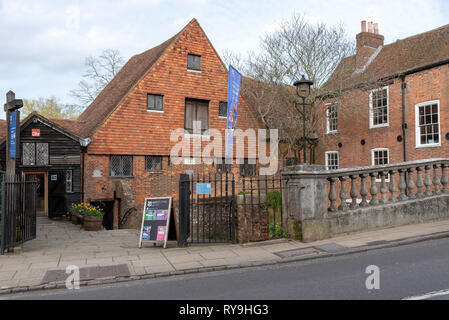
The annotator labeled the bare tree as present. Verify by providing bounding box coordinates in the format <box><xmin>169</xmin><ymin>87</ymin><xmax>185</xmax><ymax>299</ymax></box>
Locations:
<box><xmin>70</xmin><ymin>49</ymin><xmax>125</xmax><ymax>107</ymax></box>
<box><xmin>222</xmin><ymin>15</ymin><xmax>359</xmax><ymax>165</ymax></box>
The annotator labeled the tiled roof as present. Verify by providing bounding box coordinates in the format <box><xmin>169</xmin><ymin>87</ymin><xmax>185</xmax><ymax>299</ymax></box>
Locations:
<box><xmin>323</xmin><ymin>23</ymin><xmax>449</xmax><ymax>91</ymax></box>
<box><xmin>75</xmin><ymin>23</ymin><xmax>188</xmax><ymax>138</ymax></box>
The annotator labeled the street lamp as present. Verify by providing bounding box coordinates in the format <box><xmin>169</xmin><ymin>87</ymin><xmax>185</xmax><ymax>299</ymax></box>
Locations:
<box><xmin>293</xmin><ymin>75</ymin><xmax>314</xmax><ymax>164</ymax></box>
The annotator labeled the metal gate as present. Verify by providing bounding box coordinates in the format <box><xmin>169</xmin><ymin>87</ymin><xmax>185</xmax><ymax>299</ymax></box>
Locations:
<box><xmin>1</xmin><ymin>175</ymin><xmax>38</xmax><ymax>254</ymax></box>
<box><xmin>178</xmin><ymin>173</ymin><xmax>236</xmax><ymax>246</ymax></box>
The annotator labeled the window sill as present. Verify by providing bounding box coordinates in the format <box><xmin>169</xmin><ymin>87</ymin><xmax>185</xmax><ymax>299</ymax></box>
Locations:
<box><xmin>147</xmin><ymin>110</ymin><xmax>164</xmax><ymax>114</ymax></box>
<box><xmin>108</xmin><ymin>176</ymin><xmax>134</xmax><ymax>179</ymax></box>
<box><xmin>187</xmin><ymin>69</ymin><xmax>202</xmax><ymax>74</ymax></box>
<box><xmin>369</xmin><ymin>124</ymin><xmax>389</xmax><ymax>129</ymax></box>
<box><xmin>184</xmin><ymin>133</ymin><xmax>211</xmax><ymax>141</ymax></box>
<box><xmin>219</xmin><ymin>116</ymin><xmax>227</xmax><ymax>120</ymax></box>
<box><xmin>145</xmin><ymin>170</ymin><xmax>164</xmax><ymax>174</ymax></box>
<box><xmin>415</xmin><ymin>143</ymin><xmax>441</xmax><ymax>149</ymax></box>
<box><xmin>326</xmin><ymin>130</ymin><xmax>338</xmax><ymax>135</ymax></box>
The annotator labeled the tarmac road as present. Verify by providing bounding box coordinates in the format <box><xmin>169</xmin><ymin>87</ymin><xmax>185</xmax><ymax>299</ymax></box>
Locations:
<box><xmin>4</xmin><ymin>237</ymin><xmax>449</xmax><ymax>300</ymax></box>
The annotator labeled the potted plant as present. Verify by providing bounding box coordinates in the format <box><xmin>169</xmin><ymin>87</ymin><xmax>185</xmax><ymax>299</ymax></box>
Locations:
<box><xmin>82</xmin><ymin>203</ymin><xmax>104</xmax><ymax>231</ymax></box>
<box><xmin>70</xmin><ymin>203</ymin><xmax>83</xmax><ymax>224</ymax></box>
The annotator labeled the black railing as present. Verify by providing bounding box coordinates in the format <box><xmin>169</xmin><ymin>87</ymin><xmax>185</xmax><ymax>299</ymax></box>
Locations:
<box><xmin>238</xmin><ymin>175</ymin><xmax>287</xmax><ymax>242</ymax></box>
<box><xmin>1</xmin><ymin>175</ymin><xmax>38</xmax><ymax>254</ymax></box>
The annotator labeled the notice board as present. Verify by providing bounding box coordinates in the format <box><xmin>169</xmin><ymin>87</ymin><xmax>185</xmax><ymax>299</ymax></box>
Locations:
<box><xmin>139</xmin><ymin>197</ymin><xmax>172</xmax><ymax>249</ymax></box>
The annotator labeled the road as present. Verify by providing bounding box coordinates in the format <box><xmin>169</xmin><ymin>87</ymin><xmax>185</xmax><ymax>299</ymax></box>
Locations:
<box><xmin>4</xmin><ymin>237</ymin><xmax>449</xmax><ymax>300</ymax></box>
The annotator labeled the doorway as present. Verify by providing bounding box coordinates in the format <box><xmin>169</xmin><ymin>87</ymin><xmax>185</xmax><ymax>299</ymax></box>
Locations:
<box><xmin>24</xmin><ymin>172</ymin><xmax>48</xmax><ymax>217</ymax></box>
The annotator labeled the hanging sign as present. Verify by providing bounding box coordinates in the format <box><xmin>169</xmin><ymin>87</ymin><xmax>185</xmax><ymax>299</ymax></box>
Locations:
<box><xmin>9</xmin><ymin>111</ymin><xmax>17</xmax><ymax>159</ymax></box>
<box><xmin>139</xmin><ymin>197</ymin><xmax>172</xmax><ymax>249</ymax></box>
<box><xmin>225</xmin><ymin>65</ymin><xmax>242</xmax><ymax>159</ymax></box>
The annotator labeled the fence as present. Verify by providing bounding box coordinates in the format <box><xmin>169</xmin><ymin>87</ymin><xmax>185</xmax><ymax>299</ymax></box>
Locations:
<box><xmin>178</xmin><ymin>173</ymin><xmax>288</xmax><ymax>246</ymax></box>
<box><xmin>1</xmin><ymin>175</ymin><xmax>38</xmax><ymax>254</ymax></box>
<box><xmin>236</xmin><ymin>175</ymin><xmax>287</xmax><ymax>243</ymax></box>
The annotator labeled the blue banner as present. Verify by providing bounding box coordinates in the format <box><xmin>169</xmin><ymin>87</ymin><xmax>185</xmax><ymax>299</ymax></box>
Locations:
<box><xmin>9</xmin><ymin>111</ymin><xmax>16</xmax><ymax>159</ymax></box>
<box><xmin>225</xmin><ymin>65</ymin><xmax>242</xmax><ymax>159</ymax></box>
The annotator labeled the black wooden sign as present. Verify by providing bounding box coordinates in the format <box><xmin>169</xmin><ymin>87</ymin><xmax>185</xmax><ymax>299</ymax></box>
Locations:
<box><xmin>138</xmin><ymin>197</ymin><xmax>172</xmax><ymax>249</ymax></box>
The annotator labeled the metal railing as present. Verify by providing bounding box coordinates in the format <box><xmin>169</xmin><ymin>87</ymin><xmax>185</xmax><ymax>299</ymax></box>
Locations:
<box><xmin>1</xmin><ymin>175</ymin><xmax>38</xmax><ymax>254</ymax></box>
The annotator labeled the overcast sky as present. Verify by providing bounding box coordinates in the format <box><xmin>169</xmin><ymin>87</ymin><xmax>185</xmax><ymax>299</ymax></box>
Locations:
<box><xmin>0</xmin><ymin>0</ymin><xmax>448</xmax><ymax>119</ymax></box>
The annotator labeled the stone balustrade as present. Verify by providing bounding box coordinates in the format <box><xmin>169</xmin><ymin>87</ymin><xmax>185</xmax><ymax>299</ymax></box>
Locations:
<box><xmin>326</xmin><ymin>159</ymin><xmax>449</xmax><ymax>213</ymax></box>
<box><xmin>281</xmin><ymin>159</ymin><xmax>449</xmax><ymax>243</ymax></box>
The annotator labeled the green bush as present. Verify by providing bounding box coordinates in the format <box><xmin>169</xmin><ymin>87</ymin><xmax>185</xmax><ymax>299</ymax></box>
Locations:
<box><xmin>269</xmin><ymin>222</ymin><xmax>287</xmax><ymax>238</ymax></box>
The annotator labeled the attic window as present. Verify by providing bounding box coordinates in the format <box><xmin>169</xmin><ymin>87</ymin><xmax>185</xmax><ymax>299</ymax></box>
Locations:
<box><xmin>147</xmin><ymin>94</ymin><xmax>164</xmax><ymax>112</ymax></box>
<box><xmin>188</xmin><ymin>54</ymin><xmax>201</xmax><ymax>72</ymax></box>
<box><xmin>219</xmin><ymin>101</ymin><xmax>227</xmax><ymax>118</ymax></box>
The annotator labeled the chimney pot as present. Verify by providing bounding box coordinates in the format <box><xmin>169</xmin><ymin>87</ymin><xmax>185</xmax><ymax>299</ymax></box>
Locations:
<box><xmin>374</xmin><ymin>23</ymin><xmax>379</xmax><ymax>34</ymax></box>
<box><xmin>361</xmin><ymin>20</ymin><xmax>367</xmax><ymax>33</ymax></box>
<box><xmin>368</xmin><ymin>21</ymin><xmax>373</xmax><ymax>33</ymax></box>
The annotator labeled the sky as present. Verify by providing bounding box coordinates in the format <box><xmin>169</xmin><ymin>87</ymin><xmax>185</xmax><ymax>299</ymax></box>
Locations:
<box><xmin>0</xmin><ymin>0</ymin><xmax>448</xmax><ymax>119</ymax></box>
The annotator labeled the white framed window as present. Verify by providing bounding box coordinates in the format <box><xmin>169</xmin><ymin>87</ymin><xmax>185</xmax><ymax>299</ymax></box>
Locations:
<box><xmin>325</xmin><ymin>151</ymin><xmax>339</xmax><ymax>170</ymax></box>
<box><xmin>369</xmin><ymin>86</ymin><xmax>389</xmax><ymax>128</ymax></box>
<box><xmin>326</xmin><ymin>103</ymin><xmax>338</xmax><ymax>134</ymax></box>
<box><xmin>415</xmin><ymin>100</ymin><xmax>441</xmax><ymax>148</ymax></box>
<box><xmin>66</xmin><ymin>170</ymin><xmax>73</xmax><ymax>193</ymax></box>
<box><xmin>371</xmin><ymin>148</ymin><xmax>389</xmax><ymax>182</ymax></box>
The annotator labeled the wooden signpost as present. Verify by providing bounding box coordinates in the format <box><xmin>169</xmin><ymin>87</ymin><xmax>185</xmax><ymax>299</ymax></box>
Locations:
<box><xmin>138</xmin><ymin>197</ymin><xmax>173</xmax><ymax>249</ymax></box>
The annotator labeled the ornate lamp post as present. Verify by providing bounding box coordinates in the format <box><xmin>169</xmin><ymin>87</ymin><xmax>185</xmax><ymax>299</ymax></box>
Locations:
<box><xmin>293</xmin><ymin>75</ymin><xmax>315</xmax><ymax>164</ymax></box>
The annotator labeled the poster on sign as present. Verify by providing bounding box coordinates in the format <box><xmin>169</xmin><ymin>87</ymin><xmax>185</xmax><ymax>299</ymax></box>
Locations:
<box><xmin>138</xmin><ymin>197</ymin><xmax>172</xmax><ymax>249</ymax></box>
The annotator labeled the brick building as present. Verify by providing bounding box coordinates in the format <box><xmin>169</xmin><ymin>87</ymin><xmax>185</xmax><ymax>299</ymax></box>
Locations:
<box><xmin>320</xmin><ymin>21</ymin><xmax>449</xmax><ymax>170</ymax></box>
<box><xmin>67</xmin><ymin>19</ymin><xmax>270</xmax><ymax>229</ymax></box>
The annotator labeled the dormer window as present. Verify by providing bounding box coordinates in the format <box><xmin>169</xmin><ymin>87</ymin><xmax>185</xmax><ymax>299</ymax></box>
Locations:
<box><xmin>188</xmin><ymin>54</ymin><xmax>201</xmax><ymax>72</ymax></box>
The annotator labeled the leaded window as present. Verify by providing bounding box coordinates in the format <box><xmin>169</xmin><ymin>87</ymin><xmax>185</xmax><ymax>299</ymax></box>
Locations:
<box><xmin>240</xmin><ymin>159</ymin><xmax>257</xmax><ymax>177</ymax></box>
<box><xmin>110</xmin><ymin>155</ymin><xmax>133</xmax><ymax>177</ymax></box>
<box><xmin>145</xmin><ymin>156</ymin><xmax>163</xmax><ymax>171</ymax></box>
<box><xmin>66</xmin><ymin>170</ymin><xmax>73</xmax><ymax>193</ymax></box>
<box><xmin>22</xmin><ymin>143</ymin><xmax>48</xmax><ymax>166</ymax></box>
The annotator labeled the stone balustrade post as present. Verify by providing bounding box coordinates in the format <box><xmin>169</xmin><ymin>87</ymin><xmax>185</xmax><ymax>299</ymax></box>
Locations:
<box><xmin>282</xmin><ymin>165</ymin><xmax>329</xmax><ymax>243</ymax></box>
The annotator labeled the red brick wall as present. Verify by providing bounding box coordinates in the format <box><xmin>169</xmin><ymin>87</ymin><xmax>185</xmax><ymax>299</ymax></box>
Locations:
<box><xmin>319</xmin><ymin>64</ymin><xmax>449</xmax><ymax>169</ymax></box>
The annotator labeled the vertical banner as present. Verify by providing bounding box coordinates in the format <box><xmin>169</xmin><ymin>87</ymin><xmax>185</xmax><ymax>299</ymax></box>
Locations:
<box><xmin>225</xmin><ymin>65</ymin><xmax>242</xmax><ymax>159</ymax></box>
<box><xmin>9</xmin><ymin>111</ymin><xmax>16</xmax><ymax>159</ymax></box>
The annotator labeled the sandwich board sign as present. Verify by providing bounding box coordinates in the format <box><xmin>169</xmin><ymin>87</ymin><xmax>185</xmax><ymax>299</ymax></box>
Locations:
<box><xmin>139</xmin><ymin>197</ymin><xmax>172</xmax><ymax>249</ymax></box>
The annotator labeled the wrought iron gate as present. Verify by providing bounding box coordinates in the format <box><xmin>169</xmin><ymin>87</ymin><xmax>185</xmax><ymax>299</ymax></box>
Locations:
<box><xmin>178</xmin><ymin>173</ymin><xmax>236</xmax><ymax>246</ymax></box>
<box><xmin>1</xmin><ymin>175</ymin><xmax>38</xmax><ymax>254</ymax></box>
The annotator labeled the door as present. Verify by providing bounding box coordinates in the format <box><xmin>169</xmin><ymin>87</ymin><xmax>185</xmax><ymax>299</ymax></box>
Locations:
<box><xmin>48</xmin><ymin>170</ymin><xmax>67</xmax><ymax>218</ymax></box>
<box><xmin>24</xmin><ymin>173</ymin><xmax>47</xmax><ymax>217</ymax></box>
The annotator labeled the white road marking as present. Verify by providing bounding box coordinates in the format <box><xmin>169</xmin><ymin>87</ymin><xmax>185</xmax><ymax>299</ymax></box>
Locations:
<box><xmin>403</xmin><ymin>289</ymin><xmax>449</xmax><ymax>300</ymax></box>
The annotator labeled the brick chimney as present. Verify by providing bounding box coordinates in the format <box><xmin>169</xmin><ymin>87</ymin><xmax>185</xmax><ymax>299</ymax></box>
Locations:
<box><xmin>355</xmin><ymin>20</ymin><xmax>384</xmax><ymax>70</ymax></box>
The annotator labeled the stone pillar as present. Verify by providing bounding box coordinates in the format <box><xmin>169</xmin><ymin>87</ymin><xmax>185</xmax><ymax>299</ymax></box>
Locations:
<box><xmin>282</xmin><ymin>165</ymin><xmax>329</xmax><ymax>242</ymax></box>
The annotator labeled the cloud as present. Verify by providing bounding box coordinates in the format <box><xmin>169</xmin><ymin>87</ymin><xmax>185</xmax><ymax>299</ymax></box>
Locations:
<box><xmin>0</xmin><ymin>0</ymin><xmax>447</xmax><ymax>121</ymax></box>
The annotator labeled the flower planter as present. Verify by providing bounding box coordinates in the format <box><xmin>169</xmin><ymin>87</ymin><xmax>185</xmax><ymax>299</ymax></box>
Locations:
<box><xmin>84</xmin><ymin>215</ymin><xmax>104</xmax><ymax>231</ymax></box>
<box><xmin>71</xmin><ymin>211</ymin><xmax>79</xmax><ymax>224</ymax></box>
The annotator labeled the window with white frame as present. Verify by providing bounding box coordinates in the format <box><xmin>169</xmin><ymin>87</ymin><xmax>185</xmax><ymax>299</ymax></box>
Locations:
<box><xmin>370</xmin><ymin>87</ymin><xmax>389</xmax><ymax>128</ymax></box>
<box><xmin>66</xmin><ymin>170</ymin><xmax>73</xmax><ymax>193</ymax></box>
<box><xmin>372</xmin><ymin>148</ymin><xmax>389</xmax><ymax>181</ymax></box>
<box><xmin>325</xmin><ymin>151</ymin><xmax>339</xmax><ymax>170</ymax></box>
<box><xmin>415</xmin><ymin>100</ymin><xmax>440</xmax><ymax>147</ymax></box>
<box><xmin>326</xmin><ymin>104</ymin><xmax>338</xmax><ymax>133</ymax></box>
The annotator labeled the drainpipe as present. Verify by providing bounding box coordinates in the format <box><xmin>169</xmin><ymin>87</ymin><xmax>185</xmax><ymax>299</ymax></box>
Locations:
<box><xmin>401</xmin><ymin>75</ymin><xmax>407</xmax><ymax>162</ymax></box>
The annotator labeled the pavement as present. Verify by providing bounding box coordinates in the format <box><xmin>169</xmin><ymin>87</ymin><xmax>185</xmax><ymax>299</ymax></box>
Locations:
<box><xmin>1</xmin><ymin>217</ymin><xmax>449</xmax><ymax>294</ymax></box>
